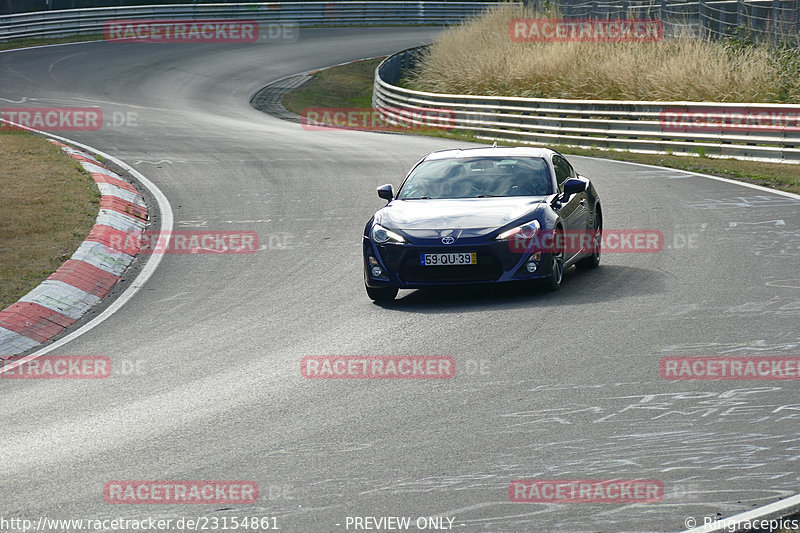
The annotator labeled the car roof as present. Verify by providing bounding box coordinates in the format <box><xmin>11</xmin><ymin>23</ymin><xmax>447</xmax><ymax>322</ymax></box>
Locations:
<box><xmin>422</xmin><ymin>146</ymin><xmax>557</xmax><ymax>161</ymax></box>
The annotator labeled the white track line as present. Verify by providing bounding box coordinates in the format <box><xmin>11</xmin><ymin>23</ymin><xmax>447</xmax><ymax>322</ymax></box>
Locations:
<box><xmin>578</xmin><ymin>156</ymin><xmax>800</xmax><ymax>201</ymax></box>
<box><xmin>0</xmin><ymin>119</ymin><xmax>173</xmax><ymax>371</ymax></box>
<box><xmin>681</xmin><ymin>493</ymin><xmax>800</xmax><ymax>532</ymax></box>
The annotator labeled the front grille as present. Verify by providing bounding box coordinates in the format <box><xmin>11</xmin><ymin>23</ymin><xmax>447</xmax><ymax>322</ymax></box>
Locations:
<box><xmin>399</xmin><ymin>253</ymin><xmax>502</xmax><ymax>283</ymax></box>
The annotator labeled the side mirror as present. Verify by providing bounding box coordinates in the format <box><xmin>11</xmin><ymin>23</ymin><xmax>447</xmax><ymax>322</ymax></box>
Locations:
<box><xmin>377</xmin><ymin>184</ymin><xmax>394</xmax><ymax>201</ymax></box>
<box><xmin>563</xmin><ymin>178</ymin><xmax>587</xmax><ymax>196</ymax></box>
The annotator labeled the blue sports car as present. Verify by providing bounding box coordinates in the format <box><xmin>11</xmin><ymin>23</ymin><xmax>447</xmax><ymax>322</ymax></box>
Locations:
<box><xmin>363</xmin><ymin>146</ymin><xmax>602</xmax><ymax>302</ymax></box>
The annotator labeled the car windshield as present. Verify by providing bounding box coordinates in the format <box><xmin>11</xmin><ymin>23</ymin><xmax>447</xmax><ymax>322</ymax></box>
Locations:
<box><xmin>396</xmin><ymin>156</ymin><xmax>553</xmax><ymax>199</ymax></box>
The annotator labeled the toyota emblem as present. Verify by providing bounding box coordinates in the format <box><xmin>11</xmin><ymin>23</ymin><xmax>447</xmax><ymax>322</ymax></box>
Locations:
<box><xmin>441</xmin><ymin>236</ymin><xmax>455</xmax><ymax>245</ymax></box>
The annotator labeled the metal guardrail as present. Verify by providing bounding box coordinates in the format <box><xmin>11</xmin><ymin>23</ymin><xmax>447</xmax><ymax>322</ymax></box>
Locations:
<box><xmin>373</xmin><ymin>45</ymin><xmax>800</xmax><ymax>163</ymax></box>
<box><xmin>2</xmin><ymin>1</ymin><xmax>796</xmax><ymax>43</ymax></box>
<box><xmin>0</xmin><ymin>2</ymin><xmax>501</xmax><ymax>40</ymax></box>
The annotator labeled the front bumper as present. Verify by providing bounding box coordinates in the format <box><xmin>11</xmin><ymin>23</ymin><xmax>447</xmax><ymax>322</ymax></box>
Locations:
<box><xmin>363</xmin><ymin>236</ymin><xmax>555</xmax><ymax>289</ymax></box>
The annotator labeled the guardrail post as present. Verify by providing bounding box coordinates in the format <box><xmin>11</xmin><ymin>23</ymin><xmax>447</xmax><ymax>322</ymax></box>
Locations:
<box><xmin>796</xmin><ymin>0</ymin><xmax>800</xmax><ymax>41</ymax></box>
<box><xmin>736</xmin><ymin>0</ymin><xmax>744</xmax><ymax>29</ymax></box>
<box><xmin>771</xmin><ymin>0</ymin><xmax>780</xmax><ymax>43</ymax></box>
<box><xmin>721</xmin><ymin>0</ymin><xmax>734</xmax><ymax>37</ymax></box>
<box><xmin>698</xmin><ymin>0</ymin><xmax>706</xmax><ymax>38</ymax></box>
<box><xmin>795</xmin><ymin>0</ymin><xmax>800</xmax><ymax>40</ymax></box>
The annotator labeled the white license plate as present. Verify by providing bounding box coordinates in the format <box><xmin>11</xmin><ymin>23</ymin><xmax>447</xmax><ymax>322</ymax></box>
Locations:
<box><xmin>420</xmin><ymin>252</ymin><xmax>477</xmax><ymax>266</ymax></box>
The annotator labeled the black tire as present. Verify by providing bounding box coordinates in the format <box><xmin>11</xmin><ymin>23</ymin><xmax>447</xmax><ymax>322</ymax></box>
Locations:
<box><xmin>577</xmin><ymin>214</ymin><xmax>602</xmax><ymax>270</ymax></box>
<box><xmin>366</xmin><ymin>285</ymin><xmax>398</xmax><ymax>302</ymax></box>
<box><xmin>546</xmin><ymin>228</ymin><xmax>564</xmax><ymax>291</ymax></box>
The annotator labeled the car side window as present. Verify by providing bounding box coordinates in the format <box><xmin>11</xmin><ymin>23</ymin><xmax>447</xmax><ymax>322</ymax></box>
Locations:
<box><xmin>552</xmin><ymin>155</ymin><xmax>574</xmax><ymax>190</ymax></box>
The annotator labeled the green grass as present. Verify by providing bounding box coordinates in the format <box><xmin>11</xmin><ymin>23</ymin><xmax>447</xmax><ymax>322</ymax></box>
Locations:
<box><xmin>0</xmin><ymin>34</ymin><xmax>104</xmax><ymax>51</ymax></box>
<box><xmin>0</xmin><ymin>130</ymin><xmax>100</xmax><ymax>309</ymax></box>
<box><xmin>282</xmin><ymin>59</ymin><xmax>800</xmax><ymax>195</ymax></box>
<box><xmin>283</xmin><ymin>57</ymin><xmax>382</xmax><ymax>112</ymax></box>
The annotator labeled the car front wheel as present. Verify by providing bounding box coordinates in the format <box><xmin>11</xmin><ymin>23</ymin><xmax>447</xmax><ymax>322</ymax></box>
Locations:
<box><xmin>546</xmin><ymin>228</ymin><xmax>564</xmax><ymax>291</ymax></box>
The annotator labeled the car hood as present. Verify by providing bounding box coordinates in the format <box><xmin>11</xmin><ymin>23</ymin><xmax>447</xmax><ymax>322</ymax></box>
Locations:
<box><xmin>375</xmin><ymin>197</ymin><xmax>545</xmax><ymax>234</ymax></box>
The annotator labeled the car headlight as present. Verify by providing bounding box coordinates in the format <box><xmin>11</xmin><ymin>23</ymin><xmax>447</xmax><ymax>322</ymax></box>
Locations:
<box><xmin>496</xmin><ymin>220</ymin><xmax>540</xmax><ymax>241</ymax></box>
<box><xmin>371</xmin><ymin>224</ymin><xmax>406</xmax><ymax>244</ymax></box>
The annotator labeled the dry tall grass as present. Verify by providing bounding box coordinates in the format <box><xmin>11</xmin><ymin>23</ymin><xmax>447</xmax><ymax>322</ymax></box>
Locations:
<box><xmin>407</xmin><ymin>5</ymin><xmax>800</xmax><ymax>102</ymax></box>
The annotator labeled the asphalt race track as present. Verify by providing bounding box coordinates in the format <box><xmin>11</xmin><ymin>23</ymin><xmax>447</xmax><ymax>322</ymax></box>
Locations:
<box><xmin>2</xmin><ymin>27</ymin><xmax>800</xmax><ymax>533</ymax></box>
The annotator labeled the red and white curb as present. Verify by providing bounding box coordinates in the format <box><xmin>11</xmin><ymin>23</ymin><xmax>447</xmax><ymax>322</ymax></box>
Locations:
<box><xmin>0</xmin><ymin>140</ymin><xmax>148</xmax><ymax>357</ymax></box>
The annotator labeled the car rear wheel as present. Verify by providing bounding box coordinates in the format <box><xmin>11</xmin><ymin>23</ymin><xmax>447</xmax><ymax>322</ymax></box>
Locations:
<box><xmin>577</xmin><ymin>214</ymin><xmax>601</xmax><ymax>270</ymax></box>
<box><xmin>366</xmin><ymin>285</ymin><xmax>398</xmax><ymax>302</ymax></box>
